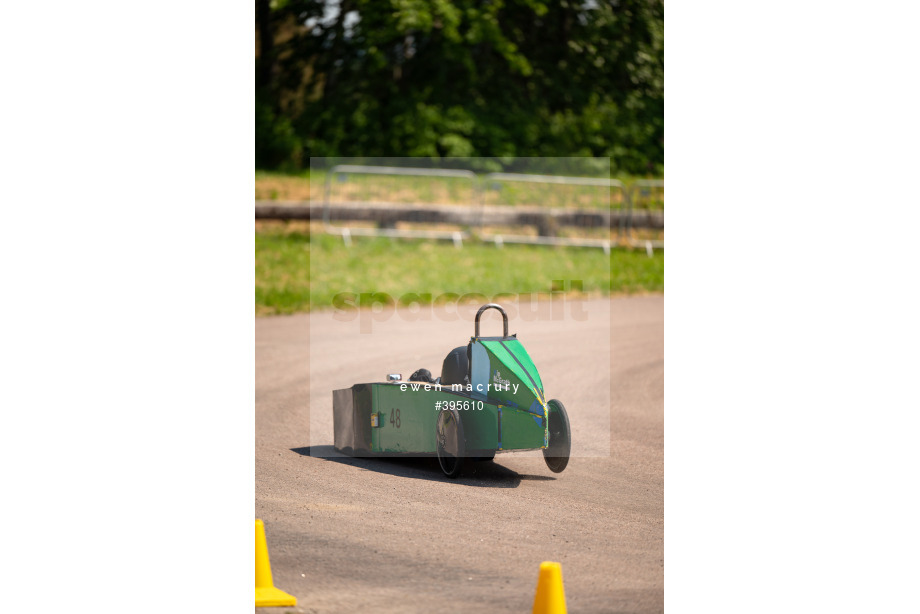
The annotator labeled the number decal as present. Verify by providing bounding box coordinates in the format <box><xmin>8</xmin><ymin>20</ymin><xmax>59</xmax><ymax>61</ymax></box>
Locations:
<box><xmin>390</xmin><ymin>408</ymin><xmax>402</xmax><ymax>428</ymax></box>
<box><xmin>441</xmin><ymin>400</ymin><xmax>484</xmax><ymax>410</ymax></box>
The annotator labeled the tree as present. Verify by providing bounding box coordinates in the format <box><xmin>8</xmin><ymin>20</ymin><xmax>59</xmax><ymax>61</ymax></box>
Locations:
<box><xmin>255</xmin><ymin>0</ymin><xmax>664</xmax><ymax>174</ymax></box>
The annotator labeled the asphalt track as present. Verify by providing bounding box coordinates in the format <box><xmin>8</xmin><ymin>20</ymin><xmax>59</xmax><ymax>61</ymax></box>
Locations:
<box><xmin>255</xmin><ymin>296</ymin><xmax>663</xmax><ymax>613</ymax></box>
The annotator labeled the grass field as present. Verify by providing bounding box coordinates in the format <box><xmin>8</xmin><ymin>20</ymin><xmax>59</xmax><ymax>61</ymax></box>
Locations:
<box><xmin>255</xmin><ymin>170</ymin><xmax>663</xmax><ymax>211</ymax></box>
<box><xmin>255</xmin><ymin>170</ymin><xmax>313</xmax><ymax>201</ymax></box>
<box><xmin>255</xmin><ymin>222</ymin><xmax>663</xmax><ymax>315</ymax></box>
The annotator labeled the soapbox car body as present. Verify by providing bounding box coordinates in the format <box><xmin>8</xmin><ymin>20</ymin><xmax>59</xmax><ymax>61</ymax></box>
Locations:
<box><xmin>332</xmin><ymin>304</ymin><xmax>571</xmax><ymax>477</ymax></box>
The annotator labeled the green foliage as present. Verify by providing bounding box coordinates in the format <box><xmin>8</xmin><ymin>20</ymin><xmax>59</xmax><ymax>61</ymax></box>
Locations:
<box><xmin>255</xmin><ymin>94</ymin><xmax>302</xmax><ymax>169</ymax></box>
<box><xmin>256</xmin><ymin>0</ymin><xmax>663</xmax><ymax>174</ymax></box>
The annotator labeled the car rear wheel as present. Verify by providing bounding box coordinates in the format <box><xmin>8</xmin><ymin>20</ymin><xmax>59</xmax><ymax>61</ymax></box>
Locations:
<box><xmin>543</xmin><ymin>399</ymin><xmax>571</xmax><ymax>473</ymax></box>
<box><xmin>436</xmin><ymin>408</ymin><xmax>466</xmax><ymax>478</ymax></box>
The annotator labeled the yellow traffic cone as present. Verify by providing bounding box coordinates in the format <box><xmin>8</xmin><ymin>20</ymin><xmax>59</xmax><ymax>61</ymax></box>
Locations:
<box><xmin>532</xmin><ymin>561</ymin><xmax>567</xmax><ymax>614</ymax></box>
<box><xmin>255</xmin><ymin>519</ymin><xmax>297</xmax><ymax>607</ymax></box>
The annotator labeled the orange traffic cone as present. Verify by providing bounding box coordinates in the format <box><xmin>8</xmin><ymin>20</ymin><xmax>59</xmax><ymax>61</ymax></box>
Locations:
<box><xmin>532</xmin><ymin>561</ymin><xmax>567</xmax><ymax>614</ymax></box>
<box><xmin>255</xmin><ymin>519</ymin><xmax>297</xmax><ymax>607</ymax></box>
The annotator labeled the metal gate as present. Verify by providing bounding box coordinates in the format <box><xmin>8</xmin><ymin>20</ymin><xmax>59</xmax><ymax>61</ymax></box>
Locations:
<box><xmin>314</xmin><ymin>164</ymin><xmax>662</xmax><ymax>252</ymax></box>
<box><xmin>478</xmin><ymin>172</ymin><xmax>627</xmax><ymax>253</ymax></box>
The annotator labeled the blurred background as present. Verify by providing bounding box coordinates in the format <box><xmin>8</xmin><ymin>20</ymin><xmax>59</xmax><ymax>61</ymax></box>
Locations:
<box><xmin>254</xmin><ymin>0</ymin><xmax>664</xmax><ymax>315</ymax></box>
<box><xmin>256</xmin><ymin>0</ymin><xmax>662</xmax><ymax>171</ymax></box>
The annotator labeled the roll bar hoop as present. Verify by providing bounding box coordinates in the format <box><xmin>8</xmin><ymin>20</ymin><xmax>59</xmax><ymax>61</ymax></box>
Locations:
<box><xmin>475</xmin><ymin>304</ymin><xmax>509</xmax><ymax>338</ymax></box>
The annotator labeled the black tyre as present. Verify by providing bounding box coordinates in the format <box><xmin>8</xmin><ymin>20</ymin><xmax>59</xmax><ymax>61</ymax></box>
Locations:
<box><xmin>543</xmin><ymin>399</ymin><xmax>571</xmax><ymax>473</ymax></box>
<box><xmin>436</xmin><ymin>408</ymin><xmax>466</xmax><ymax>478</ymax></box>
